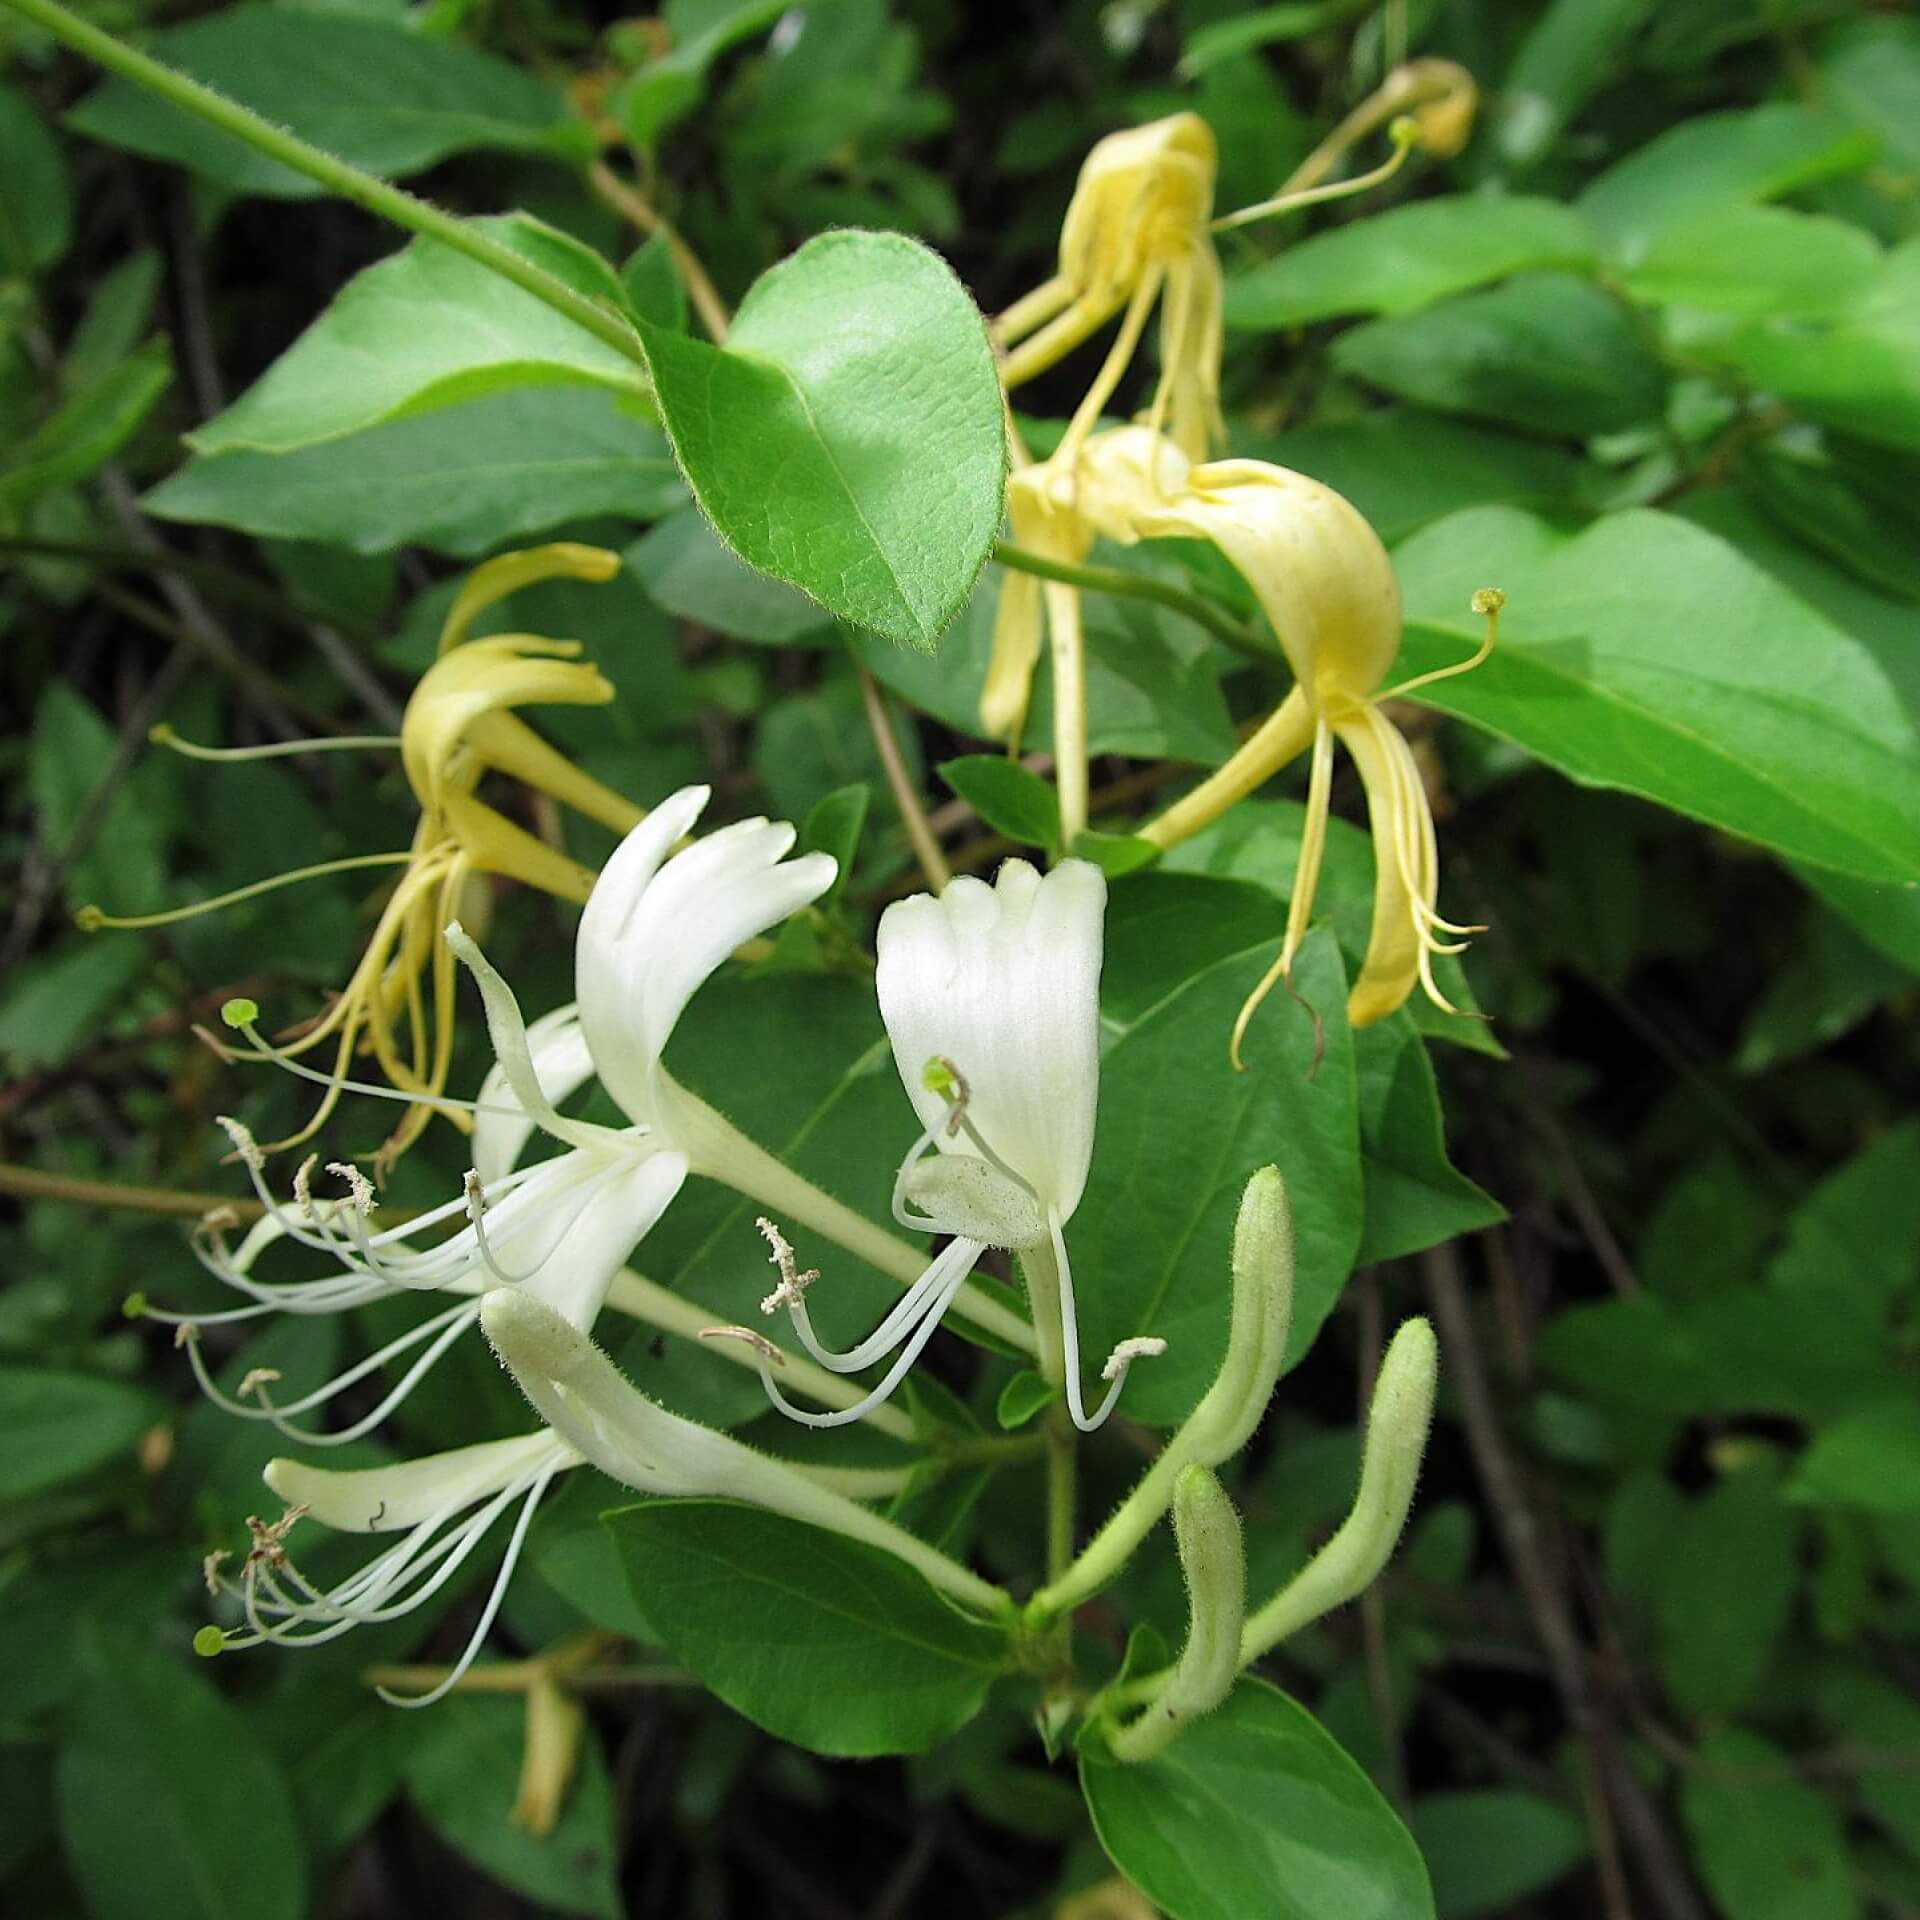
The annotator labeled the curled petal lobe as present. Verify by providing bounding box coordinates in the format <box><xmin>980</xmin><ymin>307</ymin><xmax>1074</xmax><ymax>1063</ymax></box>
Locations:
<box><xmin>877</xmin><ymin>858</ymin><xmax>1105</xmax><ymax>1222</ymax></box>
<box><xmin>471</xmin><ymin>1003</ymin><xmax>594</xmax><ymax>1184</ymax></box>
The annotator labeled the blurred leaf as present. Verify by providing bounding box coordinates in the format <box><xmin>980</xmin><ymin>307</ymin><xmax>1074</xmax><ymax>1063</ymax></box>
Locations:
<box><xmin>1704</xmin><ymin>241</ymin><xmax>1920</xmax><ymax>453</ymax></box>
<box><xmin>407</xmin><ymin>1694</ymin><xmax>622</xmax><ymax>1918</ymax></box>
<box><xmin>1494</xmin><ymin>0</ymin><xmax>1652</xmax><ymax>169</ymax></box>
<box><xmin>1772</xmin><ymin>1120</ymin><xmax>1920</xmax><ymax>1313</ymax></box>
<box><xmin>0</xmin><ymin>338</ymin><xmax>171</xmax><ymax>516</ymax></box>
<box><xmin>628</xmin><ymin>505</ymin><xmax>830</xmax><ymax>643</ymax></box>
<box><xmin>1253</xmin><ymin>410</ymin><xmax>1583</xmax><ymax>542</ymax></box>
<box><xmin>1179</xmin><ymin>3</ymin><xmax>1360</xmax><ymax>78</ymax></box>
<box><xmin>1734</xmin><ymin>899</ymin><xmax>1908</xmax><ymax>1073</ymax></box>
<box><xmin>1577</xmin><ymin>104</ymin><xmax>1877</xmax><ymax>263</ymax></box>
<box><xmin>619</xmin><ymin>231</ymin><xmax>689</xmax><ymax>333</ymax></box>
<box><xmin>1820</xmin><ymin>16</ymin><xmax>1920</xmax><ymax>173</ymax></box>
<box><xmin>150</xmin><ymin>388</ymin><xmax>681</xmax><ymax>556</ymax></box>
<box><xmin>64</xmin><ymin>250</ymin><xmax>162</xmax><ymax>390</ymax></box>
<box><xmin>1081</xmin><ymin>1679</ymin><xmax>1433</xmax><ymax>1920</ymax></box>
<box><xmin>1626</xmin><ymin>206</ymin><xmax>1881</xmax><ymax>318</ymax></box>
<box><xmin>1654</xmin><ymin>1464</ymin><xmax>1798</xmax><ymax>1718</ymax></box>
<box><xmin>617</xmin><ymin>0</ymin><xmax>787</xmax><ymax>149</ymax></box>
<box><xmin>939</xmin><ymin>754</ymin><xmax>1060</xmax><ymax>849</ymax></box>
<box><xmin>29</xmin><ymin>680</ymin><xmax>167</xmax><ymax>918</ymax></box>
<box><xmin>190</xmin><ymin>216</ymin><xmax>649</xmax><ymax>455</ymax></box>
<box><xmin>1791</xmin><ymin>1401</ymin><xmax>1920</xmax><ymax>1514</ymax></box>
<box><xmin>57</xmin><ymin>1630</ymin><xmax>307</xmax><ymax>1920</ymax></box>
<box><xmin>1225</xmin><ymin>198</ymin><xmax>1597</xmax><ymax>330</ymax></box>
<box><xmin>0</xmin><ymin>936</ymin><xmax>145</xmax><ymax>1070</ymax></box>
<box><xmin>1681</xmin><ymin>1727</ymin><xmax>1860</xmax><ymax>1920</ymax></box>
<box><xmin>1332</xmin><ymin>274</ymin><xmax>1667</xmax><ymax>438</ymax></box>
<box><xmin>66</xmin><ymin>7</ymin><xmax>580</xmax><ymax>195</ymax></box>
<box><xmin>1409</xmin><ymin>1790</ymin><xmax>1589</xmax><ymax>1918</ymax></box>
<box><xmin>1745</xmin><ymin>446</ymin><xmax>1920</xmax><ymax>604</ymax></box>
<box><xmin>1394</xmin><ymin>505</ymin><xmax>1920</xmax><ymax>885</ymax></box>
<box><xmin>0</xmin><ymin>1366</ymin><xmax>159</xmax><ymax>1498</ymax></box>
<box><xmin>633</xmin><ymin>230</ymin><xmax>1004</xmax><ymax>647</ymax></box>
<box><xmin>796</xmin><ymin>783</ymin><xmax>868</xmax><ymax>907</ymax></box>
<box><xmin>608</xmin><ymin>1500</ymin><xmax>1010</xmax><ymax>1754</ymax></box>
<box><xmin>0</xmin><ymin>80</ymin><xmax>71</xmax><ymax>270</ymax></box>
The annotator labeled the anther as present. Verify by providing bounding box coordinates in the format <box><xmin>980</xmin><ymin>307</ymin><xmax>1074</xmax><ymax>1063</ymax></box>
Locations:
<box><xmin>325</xmin><ymin>1161</ymin><xmax>377</xmax><ymax>1215</ymax></box>
<box><xmin>215</xmin><ymin>1114</ymin><xmax>265</xmax><ymax>1172</ymax></box>
<box><xmin>1101</xmin><ymin>1335</ymin><xmax>1168</xmax><ymax>1382</ymax></box>
<box><xmin>756</xmin><ymin>1217</ymin><xmax>820</xmax><ymax>1314</ymax></box>
<box><xmin>699</xmin><ymin>1325</ymin><xmax>786</xmax><ymax>1366</ymax></box>
<box><xmin>238</xmin><ymin>1368</ymin><xmax>282</xmax><ymax>1400</ymax></box>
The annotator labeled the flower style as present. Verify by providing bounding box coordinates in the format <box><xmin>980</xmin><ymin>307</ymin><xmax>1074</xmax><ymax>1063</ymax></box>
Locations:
<box><xmin>733</xmin><ymin>858</ymin><xmax>1163</xmax><ymax>1434</ymax></box>
<box><xmin>156</xmin><ymin>785</ymin><xmax>838</xmax><ymax>1451</ymax></box>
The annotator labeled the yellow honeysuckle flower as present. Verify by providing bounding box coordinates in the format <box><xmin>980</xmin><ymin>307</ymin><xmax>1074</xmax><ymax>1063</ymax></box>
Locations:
<box><xmin>1067</xmin><ymin>429</ymin><xmax>1497</xmax><ymax>1053</ymax></box>
<box><xmin>83</xmin><ymin>543</ymin><xmax>646</xmax><ymax>1164</ymax></box>
<box><xmin>995</xmin><ymin>112</ymin><xmax>1225</xmax><ymax>468</ymax></box>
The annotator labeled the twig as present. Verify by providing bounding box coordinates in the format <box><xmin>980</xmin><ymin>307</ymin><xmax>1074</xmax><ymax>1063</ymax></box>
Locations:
<box><xmin>856</xmin><ymin>661</ymin><xmax>950</xmax><ymax>892</ymax></box>
<box><xmin>0</xmin><ymin>1162</ymin><xmax>263</xmax><ymax>1220</ymax></box>
<box><xmin>587</xmin><ymin>159</ymin><xmax>732</xmax><ymax>345</ymax></box>
<box><xmin>1518</xmin><ymin>1055</ymin><xmax>1639</xmax><ymax>1297</ymax></box>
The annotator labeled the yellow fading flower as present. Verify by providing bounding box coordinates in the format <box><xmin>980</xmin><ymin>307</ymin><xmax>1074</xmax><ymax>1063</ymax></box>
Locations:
<box><xmin>87</xmin><ymin>544</ymin><xmax>646</xmax><ymax>1164</ymax></box>
<box><xmin>995</xmin><ymin>112</ymin><xmax>1225</xmax><ymax>467</ymax></box>
<box><xmin>1071</xmin><ymin>430</ymin><xmax>1496</xmax><ymax>1053</ymax></box>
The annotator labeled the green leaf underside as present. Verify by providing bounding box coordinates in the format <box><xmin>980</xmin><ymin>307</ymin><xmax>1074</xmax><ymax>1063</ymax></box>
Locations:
<box><xmin>188</xmin><ymin>214</ymin><xmax>647</xmax><ymax>456</ymax></box>
<box><xmin>65</xmin><ymin>6</ymin><xmax>574</xmax><ymax>197</ymax></box>
<box><xmin>150</xmin><ymin>388</ymin><xmax>680</xmax><ymax>555</ymax></box>
<box><xmin>635</xmin><ymin>229</ymin><xmax>1005</xmax><ymax>647</ymax></box>
<box><xmin>1081</xmin><ymin>1680</ymin><xmax>1434</xmax><ymax>1920</ymax></box>
<box><xmin>1393</xmin><ymin>504</ymin><xmax>1920</xmax><ymax>885</ymax></box>
<box><xmin>607</xmin><ymin>1500</ymin><xmax>1007</xmax><ymax>1755</ymax></box>
<box><xmin>1226</xmin><ymin>195</ymin><xmax>1598</xmax><ymax>330</ymax></box>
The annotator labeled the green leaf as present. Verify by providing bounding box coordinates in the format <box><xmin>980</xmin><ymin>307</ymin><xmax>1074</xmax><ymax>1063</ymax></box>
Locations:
<box><xmin>618</xmin><ymin>0</ymin><xmax>788</xmax><ymax>148</ymax></box>
<box><xmin>1179</xmin><ymin>3</ymin><xmax>1359</xmax><ymax>78</ymax></box>
<box><xmin>65</xmin><ymin>249</ymin><xmax>163</xmax><ymax>390</ymax></box>
<box><xmin>1333</xmin><ymin>274</ymin><xmax>1666</xmax><ymax>439</ymax></box>
<box><xmin>407</xmin><ymin>1696</ymin><xmax>621</xmax><ymax>1919</ymax></box>
<box><xmin>30</xmin><ymin>681</ymin><xmax>169</xmax><ymax>917</ymax></box>
<box><xmin>1820</xmin><ymin>16</ymin><xmax>1920</xmax><ymax>173</ymax></box>
<box><xmin>1653</xmin><ymin>1465</ymin><xmax>1798</xmax><ymax>1717</ymax></box>
<box><xmin>1225</xmin><ymin>197</ymin><xmax>1597</xmax><ymax>330</ymax></box>
<box><xmin>1626</xmin><ymin>205</ymin><xmax>1882</xmax><ymax>318</ymax></box>
<box><xmin>1733</xmin><ymin>897</ymin><xmax>1909</xmax><ymax>1072</ymax></box>
<box><xmin>1791</xmin><ymin>1401</ymin><xmax>1920</xmax><ymax>1514</ymax></box>
<box><xmin>65</xmin><ymin>6</ymin><xmax>579</xmax><ymax>196</ymax></box>
<box><xmin>1493</xmin><ymin>0</ymin><xmax>1653</xmax><ymax>168</ymax></box>
<box><xmin>606</xmin><ymin>1499</ymin><xmax>1010</xmax><ymax>1754</ymax></box>
<box><xmin>1681</xmin><ymin>1728</ymin><xmax>1860</xmax><ymax>1920</ymax></box>
<box><xmin>852</xmin><ymin>563</ymin><xmax>1237</xmax><ymax>765</ymax></box>
<box><xmin>1069</xmin><ymin>828</ymin><xmax>1162</xmax><ymax>877</ymax></box>
<box><xmin>0</xmin><ymin>337</ymin><xmax>172</xmax><ymax>516</ymax></box>
<box><xmin>1744</xmin><ymin>446</ymin><xmax>1920</xmax><ymax>603</ymax></box>
<box><xmin>1703</xmin><ymin>239</ymin><xmax>1920</xmax><ymax>453</ymax></box>
<box><xmin>0</xmin><ymin>1366</ymin><xmax>159</xmax><ymax>1497</ymax></box>
<box><xmin>0</xmin><ymin>80</ymin><xmax>71</xmax><ymax>270</ymax></box>
<box><xmin>633</xmin><ymin>230</ymin><xmax>1004</xmax><ymax>647</ymax></box>
<box><xmin>619</xmin><ymin>232</ymin><xmax>689</xmax><ymax>333</ymax></box>
<box><xmin>1352</xmin><ymin>1017</ymin><xmax>1504</xmax><ymax>1264</ymax></box>
<box><xmin>1392</xmin><ymin>505</ymin><xmax>1920</xmax><ymax>884</ymax></box>
<box><xmin>1075</xmin><ymin>909</ymin><xmax>1363</xmax><ymax>1424</ymax></box>
<box><xmin>1771</xmin><ymin>1120</ymin><xmax>1920</xmax><ymax>1311</ymax></box>
<box><xmin>1250</xmin><ymin>409</ymin><xmax>1583</xmax><ymax>542</ymax></box>
<box><xmin>56</xmin><ymin>1631</ymin><xmax>307</xmax><ymax>1920</ymax></box>
<box><xmin>1796</xmin><ymin>861</ymin><xmax>1920</xmax><ymax>974</ymax></box>
<box><xmin>996</xmin><ymin>1369</ymin><xmax>1059</xmax><ymax>1430</ymax></box>
<box><xmin>939</xmin><ymin>753</ymin><xmax>1061</xmax><ymax>849</ymax></box>
<box><xmin>189</xmin><ymin>215</ymin><xmax>648</xmax><ymax>456</ymax></box>
<box><xmin>1081</xmin><ymin>1679</ymin><xmax>1433</xmax><ymax>1920</ymax></box>
<box><xmin>1577</xmin><ymin>103</ymin><xmax>1878</xmax><ymax>262</ymax></box>
<box><xmin>150</xmin><ymin>387</ymin><xmax>680</xmax><ymax>556</ymax></box>
<box><xmin>797</xmin><ymin>784</ymin><xmax>869</xmax><ymax>907</ymax></box>
<box><xmin>1409</xmin><ymin>1791</ymin><xmax>1589</xmax><ymax>1918</ymax></box>
<box><xmin>0</xmin><ymin>936</ymin><xmax>146</xmax><ymax>1070</ymax></box>
<box><xmin>628</xmin><ymin>505</ymin><xmax>830</xmax><ymax>643</ymax></box>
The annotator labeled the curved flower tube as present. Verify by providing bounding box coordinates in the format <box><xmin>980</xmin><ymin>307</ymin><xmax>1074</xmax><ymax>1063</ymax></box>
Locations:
<box><xmin>737</xmin><ymin>858</ymin><xmax>1162</xmax><ymax>1435</ymax></box>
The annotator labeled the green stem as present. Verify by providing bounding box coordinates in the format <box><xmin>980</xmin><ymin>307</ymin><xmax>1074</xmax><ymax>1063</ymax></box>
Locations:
<box><xmin>992</xmin><ymin>540</ymin><xmax>1273</xmax><ymax>663</ymax></box>
<box><xmin>1018</xmin><ymin>1242</ymin><xmax>1077</xmax><ymax>1582</ymax></box>
<box><xmin>2</xmin><ymin>0</ymin><xmax>648</xmax><ymax>374</ymax></box>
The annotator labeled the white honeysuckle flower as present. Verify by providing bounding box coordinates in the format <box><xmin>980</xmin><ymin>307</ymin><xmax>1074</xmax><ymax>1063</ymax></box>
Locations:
<box><xmin>481</xmin><ymin>1290</ymin><xmax>1010</xmax><ymax>1617</ymax></box>
<box><xmin>157</xmin><ymin>785</ymin><xmax>837</xmax><ymax>1445</ymax></box>
<box><xmin>198</xmin><ymin>1431</ymin><xmax>583</xmax><ymax>1708</ymax></box>
<box><xmin>741</xmin><ymin>858</ymin><xmax>1163</xmax><ymax>1434</ymax></box>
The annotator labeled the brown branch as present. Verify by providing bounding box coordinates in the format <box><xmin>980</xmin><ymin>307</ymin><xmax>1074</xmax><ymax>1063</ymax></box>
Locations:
<box><xmin>587</xmin><ymin>160</ymin><xmax>732</xmax><ymax>344</ymax></box>
<box><xmin>0</xmin><ymin>1162</ymin><xmax>263</xmax><ymax>1221</ymax></box>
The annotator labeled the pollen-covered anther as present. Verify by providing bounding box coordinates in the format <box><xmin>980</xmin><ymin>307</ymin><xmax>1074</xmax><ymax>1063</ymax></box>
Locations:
<box><xmin>920</xmin><ymin>1055</ymin><xmax>972</xmax><ymax>1136</ymax></box>
<box><xmin>172</xmin><ymin>1322</ymin><xmax>199</xmax><ymax>1350</ymax></box>
<box><xmin>699</xmin><ymin>1324</ymin><xmax>787</xmax><ymax>1366</ymax></box>
<box><xmin>202</xmin><ymin>1549</ymin><xmax>229</xmax><ymax>1596</ymax></box>
<box><xmin>756</xmin><ymin>1216</ymin><xmax>820</xmax><ymax>1314</ymax></box>
<box><xmin>243</xmin><ymin>1504</ymin><xmax>309</xmax><ymax>1573</ymax></box>
<box><xmin>292</xmin><ymin>1154</ymin><xmax>320</xmax><ymax>1219</ymax></box>
<box><xmin>1470</xmin><ymin>586</ymin><xmax>1507</xmax><ymax>617</ymax></box>
<box><xmin>325</xmin><ymin>1161</ymin><xmax>377</xmax><ymax>1215</ymax></box>
<box><xmin>238</xmin><ymin>1367</ymin><xmax>283</xmax><ymax>1401</ymax></box>
<box><xmin>214</xmin><ymin>1114</ymin><xmax>265</xmax><ymax>1172</ymax></box>
<box><xmin>1101</xmin><ymin>1335</ymin><xmax>1168</xmax><ymax>1382</ymax></box>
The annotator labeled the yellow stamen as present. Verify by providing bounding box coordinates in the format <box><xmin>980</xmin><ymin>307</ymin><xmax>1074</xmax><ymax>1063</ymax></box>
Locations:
<box><xmin>149</xmin><ymin>723</ymin><xmax>402</xmax><ymax>761</ymax></box>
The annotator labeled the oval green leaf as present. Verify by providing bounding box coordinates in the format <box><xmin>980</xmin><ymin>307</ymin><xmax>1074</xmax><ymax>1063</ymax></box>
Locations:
<box><xmin>634</xmin><ymin>230</ymin><xmax>1005</xmax><ymax>649</ymax></box>
<box><xmin>607</xmin><ymin>1498</ymin><xmax>1011</xmax><ymax>1755</ymax></box>
<box><xmin>1081</xmin><ymin>1679</ymin><xmax>1434</xmax><ymax>1920</ymax></box>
